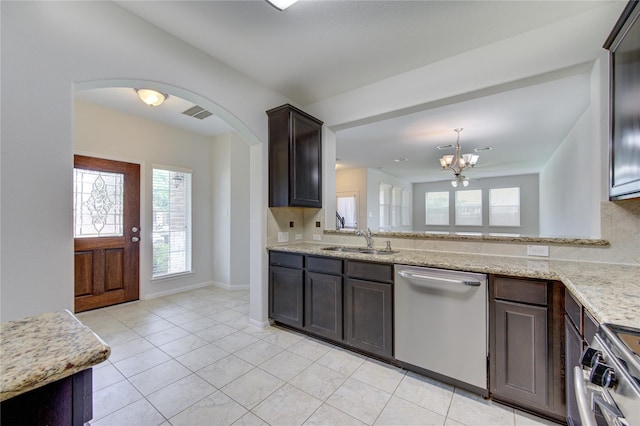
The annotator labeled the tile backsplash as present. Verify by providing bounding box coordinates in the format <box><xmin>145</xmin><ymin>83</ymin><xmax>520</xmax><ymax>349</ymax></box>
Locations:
<box><xmin>268</xmin><ymin>198</ymin><xmax>640</xmax><ymax>266</ymax></box>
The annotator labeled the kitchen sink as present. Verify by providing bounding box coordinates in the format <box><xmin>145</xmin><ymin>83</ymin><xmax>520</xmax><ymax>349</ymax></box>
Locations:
<box><xmin>321</xmin><ymin>246</ymin><xmax>399</xmax><ymax>255</ymax></box>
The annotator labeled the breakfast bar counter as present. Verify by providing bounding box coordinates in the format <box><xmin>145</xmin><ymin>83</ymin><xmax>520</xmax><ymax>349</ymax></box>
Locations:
<box><xmin>0</xmin><ymin>309</ymin><xmax>110</xmax><ymax>424</ymax></box>
<box><xmin>268</xmin><ymin>242</ymin><xmax>640</xmax><ymax>329</ymax></box>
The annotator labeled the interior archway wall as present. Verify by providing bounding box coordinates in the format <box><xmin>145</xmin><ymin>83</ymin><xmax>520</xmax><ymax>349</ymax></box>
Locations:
<box><xmin>74</xmin><ymin>80</ymin><xmax>258</xmax><ymax>307</ymax></box>
<box><xmin>2</xmin><ymin>1</ymin><xmax>286</xmax><ymax>323</ymax></box>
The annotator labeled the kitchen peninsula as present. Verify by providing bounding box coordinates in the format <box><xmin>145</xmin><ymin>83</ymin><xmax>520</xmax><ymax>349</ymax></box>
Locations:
<box><xmin>0</xmin><ymin>309</ymin><xmax>110</xmax><ymax>425</ymax></box>
<box><xmin>269</xmin><ymin>242</ymin><xmax>639</xmax><ymax>328</ymax></box>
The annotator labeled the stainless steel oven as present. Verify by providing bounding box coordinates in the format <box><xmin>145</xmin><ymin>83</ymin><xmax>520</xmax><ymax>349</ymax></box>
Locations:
<box><xmin>575</xmin><ymin>323</ymin><xmax>640</xmax><ymax>426</ymax></box>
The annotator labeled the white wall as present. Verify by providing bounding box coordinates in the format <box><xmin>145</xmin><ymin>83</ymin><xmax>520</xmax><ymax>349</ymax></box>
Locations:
<box><xmin>212</xmin><ymin>133</ymin><xmax>251</xmax><ymax>290</ymax></box>
<box><xmin>1</xmin><ymin>1</ymin><xmax>285</xmax><ymax>321</ymax></box>
<box><xmin>539</xmin><ymin>60</ymin><xmax>605</xmax><ymax>238</ymax></box>
<box><xmin>75</xmin><ymin>100</ymin><xmax>215</xmax><ymax>298</ymax></box>
<box><xmin>306</xmin><ymin>3</ymin><xmax>624</xmax><ymax>129</ymax></box>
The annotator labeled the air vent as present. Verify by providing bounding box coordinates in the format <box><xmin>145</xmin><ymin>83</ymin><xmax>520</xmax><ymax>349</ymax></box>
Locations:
<box><xmin>182</xmin><ymin>105</ymin><xmax>213</xmax><ymax>120</ymax></box>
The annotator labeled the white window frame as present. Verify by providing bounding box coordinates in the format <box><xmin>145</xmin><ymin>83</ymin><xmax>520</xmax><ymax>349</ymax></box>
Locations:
<box><xmin>379</xmin><ymin>183</ymin><xmax>391</xmax><ymax>230</ymax></box>
<box><xmin>425</xmin><ymin>191</ymin><xmax>450</xmax><ymax>225</ymax></box>
<box><xmin>455</xmin><ymin>189</ymin><xmax>482</xmax><ymax>226</ymax></box>
<box><xmin>152</xmin><ymin>164</ymin><xmax>193</xmax><ymax>279</ymax></box>
<box><xmin>489</xmin><ymin>187</ymin><xmax>521</xmax><ymax>227</ymax></box>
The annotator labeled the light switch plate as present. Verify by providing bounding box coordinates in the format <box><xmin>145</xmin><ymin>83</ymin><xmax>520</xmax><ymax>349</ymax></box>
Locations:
<box><xmin>277</xmin><ymin>232</ymin><xmax>289</xmax><ymax>243</ymax></box>
<box><xmin>527</xmin><ymin>245</ymin><xmax>549</xmax><ymax>257</ymax></box>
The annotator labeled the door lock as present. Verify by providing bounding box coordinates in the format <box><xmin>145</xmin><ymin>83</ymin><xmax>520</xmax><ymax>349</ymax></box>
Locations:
<box><xmin>131</xmin><ymin>237</ymin><xmax>140</xmax><ymax>243</ymax></box>
<box><xmin>132</xmin><ymin>227</ymin><xmax>139</xmax><ymax>233</ymax></box>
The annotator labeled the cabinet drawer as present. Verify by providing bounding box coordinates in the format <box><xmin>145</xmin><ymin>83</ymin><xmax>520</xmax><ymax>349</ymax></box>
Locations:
<box><xmin>307</xmin><ymin>256</ymin><xmax>342</xmax><ymax>275</ymax></box>
<box><xmin>565</xmin><ymin>291</ymin><xmax>582</xmax><ymax>330</ymax></box>
<box><xmin>346</xmin><ymin>261</ymin><xmax>393</xmax><ymax>283</ymax></box>
<box><xmin>270</xmin><ymin>251</ymin><xmax>303</xmax><ymax>269</ymax></box>
<box><xmin>494</xmin><ymin>277</ymin><xmax>547</xmax><ymax>305</ymax></box>
<box><xmin>584</xmin><ymin>311</ymin><xmax>598</xmax><ymax>343</ymax></box>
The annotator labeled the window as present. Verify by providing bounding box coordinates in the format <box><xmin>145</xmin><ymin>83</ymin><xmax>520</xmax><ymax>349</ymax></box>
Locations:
<box><xmin>336</xmin><ymin>192</ymin><xmax>358</xmax><ymax>229</ymax></box>
<box><xmin>425</xmin><ymin>191</ymin><xmax>449</xmax><ymax>225</ymax></box>
<box><xmin>402</xmin><ymin>189</ymin><xmax>413</xmax><ymax>227</ymax></box>
<box><xmin>490</xmin><ymin>187</ymin><xmax>520</xmax><ymax>226</ymax></box>
<box><xmin>379</xmin><ymin>184</ymin><xmax>391</xmax><ymax>230</ymax></box>
<box><xmin>152</xmin><ymin>166</ymin><xmax>192</xmax><ymax>278</ymax></box>
<box><xmin>73</xmin><ymin>169</ymin><xmax>124</xmax><ymax>238</ymax></box>
<box><xmin>391</xmin><ymin>187</ymin><xmax>403</xmax><ymax>228</ymax></box>
<box><xmin>455</xmin><ymin>190</ymin><xmax>482</xmax><ymax>226</ymax></box>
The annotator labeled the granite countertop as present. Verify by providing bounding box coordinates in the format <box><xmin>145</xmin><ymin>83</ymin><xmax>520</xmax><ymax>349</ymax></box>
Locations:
<box><xmin>0</xmin><ymin>309</ymin><xmax>110</xmax><ymax>401</ymax></box>
<box><xmin>268</xmin><ymin>242</ymin><xmax>640</xmax><ymax>329</ymax></box>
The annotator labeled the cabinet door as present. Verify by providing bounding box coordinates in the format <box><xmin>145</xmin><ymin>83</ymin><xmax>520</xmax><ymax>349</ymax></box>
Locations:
<box><xmin>269</xmin><ymin>266</ymin><xmax>303</xmax><ymax>328</ymax></box>
<box><xmin>290</xmin><ymin>112</ymin><xmax>322</xmax><ymax>207</ymax></box>
<box><xmin>344</xmin><ymin>278</ymin><xmax>393</xmax><ymax>358</ymax></box>
<box><xmin>492</xmin><ymin>300</ymin><xmax>548</xmax><ymax>408</ymax></box>
<box><xmin>304</xmin><ymin>272</ymin><xmax>343</xmax><ymax>341</ymax></box>
<box><xmin>565</xmin><ymin>315</ymin><xmax>584</xmax><ymax>426</ymax></box>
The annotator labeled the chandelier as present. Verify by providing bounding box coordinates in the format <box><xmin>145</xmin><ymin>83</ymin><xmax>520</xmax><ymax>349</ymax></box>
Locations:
<box><xmin>438</xmin><ymin>128</ymin><xmax>479</xmax><ymax>187</ymax></box>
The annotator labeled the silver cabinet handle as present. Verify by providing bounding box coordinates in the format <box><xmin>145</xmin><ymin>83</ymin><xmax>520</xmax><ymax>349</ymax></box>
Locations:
<box><xmin>131</xmin><ymin>237</ymin><xmax>140</xmax><ymax>243</ymax></box>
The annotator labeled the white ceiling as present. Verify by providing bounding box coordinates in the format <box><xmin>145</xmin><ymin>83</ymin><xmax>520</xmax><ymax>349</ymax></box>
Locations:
<box><xmin>76</xmin><ymin>0</ymin><xmax>623</xmax><ymax>183</ymax></box>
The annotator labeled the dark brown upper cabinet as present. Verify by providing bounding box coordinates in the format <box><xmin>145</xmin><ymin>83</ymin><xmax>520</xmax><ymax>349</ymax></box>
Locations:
<box><xmin>604</xmin><ymin>1</ymin><xmax>640</xmax><ymax>200</ymax></box>
<box><xmin>267</xmin><ymin>104</ymin><xmax>323</xmax><ymax>208</ymax></box>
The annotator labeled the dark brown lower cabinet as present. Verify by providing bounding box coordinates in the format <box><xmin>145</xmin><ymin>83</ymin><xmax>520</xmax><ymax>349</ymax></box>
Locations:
<box><xmin>490</xmin><ymin>276</ymin><xmax>565</xmax><ymax>422</ymax></box>
<box><xmin>1</xmin><ymin>368</ymin><xmax>93</xmax><ymax>426</ymax></box>
<box><xmin>269</xmin><ymin>265</ymin><xmax>304</xmax><ymax>328</ymax></box>
<box><xmin>493</xmin><ymin>300</ymin><xmax>548</xmax><ymax>406</ymax></box>
<box><xmin>304</xmin><ymin>271</ymin><xmax>343</xmax><ymax>341</ymax></box>
<box><xmin>344</xmin><ymin>278</ymin><xmax>393</xmax><ymax>358</ymax></box>
<box><xmin>268</xmin><ymin>251</ymin><xmax>393</xmax><ymax>360</ymax></box>
<box><xmin>344</xmin><ymin>261</ymin><xmax>393</xmax><ymax>359</ymax></box>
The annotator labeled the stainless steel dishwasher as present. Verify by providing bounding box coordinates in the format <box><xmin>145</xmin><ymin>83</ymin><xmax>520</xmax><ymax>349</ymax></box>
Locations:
<box><xmin>394</xmin><ymin>265</ymin><xmax>488</xmax><ymax>394</ymax></box>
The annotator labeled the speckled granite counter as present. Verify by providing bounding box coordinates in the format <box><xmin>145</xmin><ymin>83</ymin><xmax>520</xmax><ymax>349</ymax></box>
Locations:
<box><xmin>0</xmin><ymin>309</ymin><xmax>110</xmax><ymax>401</ymax></box>
<box><xmin>268</xmin><ymin>242</ymin><xmax>640</xmax><ymax>329</ymax></box>
<box><xmin>325</xmin><ymin>230</ymin><xmax>610</xmax><ymax>246</ymax></box>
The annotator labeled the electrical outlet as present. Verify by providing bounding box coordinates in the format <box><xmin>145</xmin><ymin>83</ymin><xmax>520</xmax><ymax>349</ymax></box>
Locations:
<box><xmin>527</xmin><ymin>245</ymin><xmax>549</xmax><ymax>257</ymax></box>
<box><xmin>313</xmin><ymin>234</ymin><xmax>321</xmax><ymax>241</ymax></box>
<box><xmin>277</xmin><ymin>232</ymin><xmax>289</xmax><ymax>243</ymax></box>
<box><xmin>295</xmin><ymin>234</ymin><xmax>302</xmax><ymax>240</ymax></box>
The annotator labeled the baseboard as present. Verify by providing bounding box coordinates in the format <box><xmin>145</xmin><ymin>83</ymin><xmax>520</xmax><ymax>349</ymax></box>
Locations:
<box><xmin>211</xmin><ymin>281</ymin><xmax>250</xmax><ymax>291</ymax></box>
<box><xmin>249</xmin><ymin>317</ymin><xmax>271</xmax><ymax>329</ymax></box>
<box><xmin>143</xmin><ymin>281</ymin><xmax>214</xmax><ymax>300</ymax></box>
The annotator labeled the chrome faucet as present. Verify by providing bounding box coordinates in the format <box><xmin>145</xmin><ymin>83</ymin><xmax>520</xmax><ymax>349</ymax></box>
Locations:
<box><xmin>355</xmin><ymin>228</ymin><xmax>374</xmax><ymax>249</ymax></box>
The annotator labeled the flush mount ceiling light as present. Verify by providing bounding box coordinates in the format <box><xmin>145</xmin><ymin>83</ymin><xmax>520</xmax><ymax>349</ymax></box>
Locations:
<box><xmin>135</xmin><ymin>89</ymin><xmax>168</xmax><ymax>107</ymax></box>
<box><xmin>266</xmin><ymin>0</ymin><xmax>298</xmax><ymax>11</ymax></box>
<box><xmin>438</xmin><ymin>128</ymin><xmax>479</xmax><ymax>187</ymax></box>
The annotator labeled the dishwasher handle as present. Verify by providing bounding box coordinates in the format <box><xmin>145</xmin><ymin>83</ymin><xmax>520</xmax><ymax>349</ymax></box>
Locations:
<box><xmin>398</xmin><ymin>270</ymin><xmax>481</xmax><ymax>287</ymax></box>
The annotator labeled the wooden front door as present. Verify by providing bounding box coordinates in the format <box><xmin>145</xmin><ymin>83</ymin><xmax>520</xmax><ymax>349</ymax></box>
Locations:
<box><xmin>73</xmin><ymin>155</ymin><xmax>140</xmax><ymax>312</ymax></box>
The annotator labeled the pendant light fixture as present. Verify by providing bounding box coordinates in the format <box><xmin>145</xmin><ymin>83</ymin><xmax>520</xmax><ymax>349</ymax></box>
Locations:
<box><xmin>438</xmin><ymin>128</ymin><xmax>479</xmax><ymax>187</ymax></box>
<box><xmin>135</xmin><ymin>89</ymin><xmax>168</xmax><ymax>107</ymax></box>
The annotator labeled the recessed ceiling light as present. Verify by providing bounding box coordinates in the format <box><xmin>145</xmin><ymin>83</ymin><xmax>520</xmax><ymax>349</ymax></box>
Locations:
<box><xmin>394</xmin><ymin>158</ymin><xmax>409</xmax><ymax>162</ymax></box>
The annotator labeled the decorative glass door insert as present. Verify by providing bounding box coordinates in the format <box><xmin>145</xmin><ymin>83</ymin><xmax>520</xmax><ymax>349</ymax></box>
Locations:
<box><xmin>73</xmin><ymin>169</ymin><xmax>124</xmax><ymax>238</ymax></box>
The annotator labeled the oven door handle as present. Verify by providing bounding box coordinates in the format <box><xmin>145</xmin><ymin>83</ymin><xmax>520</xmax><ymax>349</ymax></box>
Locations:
<box><xmin>574</xmin><ymin>366</ymin><xmax>598</xmax><ymax>426</ymax></box>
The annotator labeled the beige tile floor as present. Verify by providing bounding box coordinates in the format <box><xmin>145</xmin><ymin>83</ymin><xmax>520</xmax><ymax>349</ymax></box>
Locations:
<box><xmin>77</xmin><ymin>286</ymin><xmax>558</xmax><ymax>426</ymax></box>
